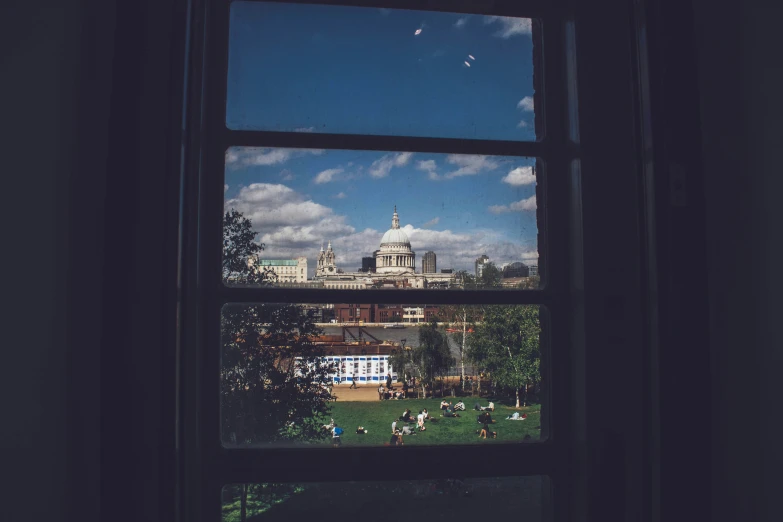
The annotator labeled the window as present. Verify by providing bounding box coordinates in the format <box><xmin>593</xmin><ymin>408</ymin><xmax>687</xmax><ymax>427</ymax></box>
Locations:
<box><xmin>183</xmin><ymin>1</ymin><xmax>592</xmax><ymax>522</ymax></box>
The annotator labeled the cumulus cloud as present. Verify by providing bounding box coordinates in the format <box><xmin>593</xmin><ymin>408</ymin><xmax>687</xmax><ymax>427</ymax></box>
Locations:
<box><xmin>485</xmin><ymin>16</ymin><xmax>532</xmax><ymax>38</ymax></box>
<box><xmin>334</xmin><ymin>192</ymin><xmax>347</xmax><ymax>199</ymax></box>
<box><xmin>224</xmin><ymin>184</ymin><xmax>228</xmax><ymax>192</ymax></box>
<box><xmin>517</xmin><ymin>120</ymin><xmax>529</xmax><ymax>128</ymax></box>
<box><xmin>517</xmin><ymin>96</ymin><xmax>535</xmax><ymax>112</ymax></box>
<box><xmin>454</xmin><ymin>17</ymin><xmax>468</xmax><ymax>28</ymax></box>
<box><xmin>225</xmin><ymin>183</ymin><xmax>538</xmax><ymax>276</ymax></box>
<box><xmin>416</xmin><ymin>159</ymin><xmax>439</xmax><ymax>180</ymax></box>
<box><xmin>369</xmin><ymin>151</ymin><xmax>414</xmax><ymax>179</ymax></box>
<box><xmin>225</xmin><ymin>147</ymin><xmax>324</xmax><ymax>169</ymax></box>
<box><xmin>314</xmin><ymin>168</ymin><xmax>343</xmax><ymax>184</ymax></box>
<box><xmin>279</xmin><ymin>169</ymin><xmax>295</xmax><ymax>181</ymax></box>
<box><xmin>421</xmin><ymin>217</ymin><xmax>440</xmax><ymax>228</ymax></box>
<box><xmin>488</xmin><ymin>195</ymin><xmax>537</xmax><ymax>214</ymax></box>
<box><xmin>501</xmin><ymin>166</ymin><xmax>536</xmax><ymax>186</ymax></box>
<box><xmin>444</xmin><ymin>155</ymin><xmax>499</xmax><ymax>178</ymax></box>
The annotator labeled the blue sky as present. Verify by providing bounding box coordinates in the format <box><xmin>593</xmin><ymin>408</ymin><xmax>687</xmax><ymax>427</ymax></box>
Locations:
<box><xmin>224</xmin><ymin>4</ymin><xmax>538</xmax><ymax>275</ymax></box>
<box><xmin>227</xmin><ymin>3</ymin><xmax>536</xmax><ymax>140</ymax></box>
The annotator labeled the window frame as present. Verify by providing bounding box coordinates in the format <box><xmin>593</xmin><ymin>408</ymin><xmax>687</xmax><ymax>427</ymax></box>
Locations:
<box><xmin>175</xmin><ymin>1</ymin><xmax>639</xmax><ymax>522</ymax></box>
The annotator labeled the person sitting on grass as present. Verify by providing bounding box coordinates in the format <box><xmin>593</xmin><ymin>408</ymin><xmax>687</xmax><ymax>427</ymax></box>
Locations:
<box><xmin>356</xmin><ymin>426</ymin><xmax>368</xmax><ymax>434</ymax></box>
<box><xmin>440</xmin><ymin>400</ymin><xmax>450</xmax><ymax>410</ymax></box>
<box><xmin>392</xmin><ymin>420</ymin><xmax>400</xmax><ymax>434</ymax></box>
<box><xmin>389</xmin><ymin>433</ymin><xmax>404</xmax><ymax>446</ymax></box>
<box><xmin>477</xmin><ymin>411</ymin><xmax>495</xmax><ymax>424</ymax></box>
<box><xmin>478</xmin><ymin>423</ymin><xmax>497</xmax><ymax>439</ymax></box>
<box><xmin>506</xmin><ymin>412</ymin><xmax>528</xmax><ymax>420</ymax></box>
<box><xmin>478</xmin><ymin>401</ymin><xmax>495</xmax><ymax>412</ymax></box>
<box><xmin>454</xmin><ymin>401</ymin><xmax>466</xmax><ymax>411</ymax></box>
<box><xmin>442</xmin><ymin>409</ymin><xmax>460</xmax><ymax>418</ymax></box>
<box><xmin>400</xmin><ymin>408</ymin><xmax>414</xmax><ymax>422</ymax></box>
<box><xmin>401</xmin><ymin>424</ymin><xmax>416</xmax><ymax>435</ymax></box>
<box><xmin>417</xmin><ymin>411</ymin><xmax>426</xmax><ymax>431</ymax></box>
<box><xmin>422</xmin><ymin>409</ymin><xmax>431</xmax><ymax>420</ymax></box>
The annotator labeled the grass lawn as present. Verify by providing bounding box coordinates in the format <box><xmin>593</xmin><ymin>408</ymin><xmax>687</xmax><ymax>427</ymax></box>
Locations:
<box><xmin>328</xmin><ymin>397</ymin><xmax>542</xmax><ymax>446</ymax></box>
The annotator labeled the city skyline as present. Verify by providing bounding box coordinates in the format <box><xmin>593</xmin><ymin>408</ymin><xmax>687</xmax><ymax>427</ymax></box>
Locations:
<box><xmin>224</xmin><ymin>148</ymin><xmax>539</xmax><ymax>277</ymax></box>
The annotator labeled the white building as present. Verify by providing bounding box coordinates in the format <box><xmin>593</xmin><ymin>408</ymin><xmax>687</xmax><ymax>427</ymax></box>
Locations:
<box><xmin>312</xmin><ymin>207</ymin><xmax>457</xmax><ymax>289</ymax></box>
<box><xmin>375</xmin><ymin>206</ymin><xmax>416</xmax><ymax>274</ymax></box>
<box><xmin>255</xmin><ymin>257</ymin><xmax>307</xmax><ymax>283</ymax></box>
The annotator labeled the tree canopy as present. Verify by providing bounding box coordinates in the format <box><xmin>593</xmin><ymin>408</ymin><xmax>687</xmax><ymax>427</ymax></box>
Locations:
<box><xmin>388</xmin><ymin>320</ymin><xmax>454</xmax><ymax>398</ymax></box>
<box><xmin>467</xmin><ymin>305</ymin><xmax>541</xmax><ymax>407</ymax></box>
<box><xmin>220</xmin><ymin>209</ymin><xmax>333</xmax><ymax>445</ymax></box>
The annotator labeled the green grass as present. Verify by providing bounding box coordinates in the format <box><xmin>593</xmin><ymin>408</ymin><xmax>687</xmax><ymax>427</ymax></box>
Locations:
<box><xmin>328</xmin><ymin>397</ymin><xmax>541</xmax><ymax>446</ymax></box>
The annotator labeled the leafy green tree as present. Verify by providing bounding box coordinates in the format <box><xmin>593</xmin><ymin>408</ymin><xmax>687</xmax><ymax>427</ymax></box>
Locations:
<box><xmin>389</xmin><ymin>320</ymin><xmax>454</xmax><ymax>399</ymax></box>
<box><xmin>220</xmin><ymin>210</ymin><xmax>334</xmax><ymax>520</ymax></box>
<box><xmin>223</xmin><ymin>208</ymin><xmax>277</xmax><ymax>285</ymax></box>
<box><xmin>467</xmin><ymin>305</ymin><xmax>541</xmax><ymax>407</ymax></box>
<box><xmin>221</xmin><ymin>303</ymin><xmax>334</xmax><ymax>445</ymax></box>
<box><xmin>437</xmin><ymin>305</ymin><xmax>482</xmax><ymax>391</ymax></box>
<box><xmin>455</xmin><ymin>270</ymin><xmax>476</xmax><ymax>289</ymax></box>
<box><xmin>478</xmin><ymin>262</ymin><xmax>502</xmax><ymax>288</ymax></box>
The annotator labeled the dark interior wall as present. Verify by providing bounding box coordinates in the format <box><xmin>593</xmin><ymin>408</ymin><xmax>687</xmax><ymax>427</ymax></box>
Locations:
<box><xmin>692</xmin><ymin>2</ymin><xmax>783</xmax><ymax>522</ymax></box>
<box><xmin>1</xmin><ymin>1</ymin><xmax>113</xmax><ymax>520</ymax></box>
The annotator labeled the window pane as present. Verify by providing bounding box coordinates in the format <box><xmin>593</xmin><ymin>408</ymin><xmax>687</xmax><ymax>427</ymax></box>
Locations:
<box><xmin>221</xmin><ymin>303</ymin><xmax>546</xmax><ymax>447</ymax></box>
<box><xmin>223</xmin><ymin>148</ymin><xmax>541</xmax><ymax>290</ymax></box>
<box><xmin>222</xmin><ymin>476</ymin><xmax>547</xmax><ymax>521</ymax></box>
<box><xmin>227</xmin><ymin>2</ymin><xmax>539</xmax><ymax>141</ymax></box>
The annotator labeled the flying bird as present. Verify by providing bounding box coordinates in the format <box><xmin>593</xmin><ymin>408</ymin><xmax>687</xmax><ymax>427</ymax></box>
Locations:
<box><xmin>414</xmin><ymin>28</ymin><xmax>422</xmax><ymax>35</ymax></box>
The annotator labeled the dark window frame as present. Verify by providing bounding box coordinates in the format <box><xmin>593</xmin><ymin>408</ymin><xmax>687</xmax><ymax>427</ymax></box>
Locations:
<box><xmin>175</xmin><ymin>1</ymin><xmax>657</xmax><ymax>522</ymax></box>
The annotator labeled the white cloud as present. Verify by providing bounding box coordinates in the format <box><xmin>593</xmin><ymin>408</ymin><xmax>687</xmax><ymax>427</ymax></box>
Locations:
<box><xmin>294</xmin><ymin>126</ymin><xmax>315</xmax><ymax>133</ymax></box>
<box><xmin>444</xmin><ymin>155</ymin><xmax>499</xmax><ymax>178</ymax></box>
<box><xmin>314</xmin><ymin>168</ymin><xmax>343</xmax><ymax>184</ymax></box>
<box><xmin>454</xmin><ymin>17</ymin><xmax>468</xmax><ymax>28</ymax></box>
<box><xmin>517</xmin><ymin>120</ymin><xmax>528</xmax><ymax>128</ymax></box>
<box><xmin>369</xmin><ymin>152</ymin><xmax>414</xmax><ymax>179</ymax></box>
<box><xmin>334</xmin><ymin>192</ymin><xmax>347</xmax><ymax>199</ymax></box>
<box><xmin>501</xmin><ymin>166</ymin><xmax>536</xmax><ymax>186</ymax></box>
<box><xmin>225</xmin><ymin>147</ymin><xmax>324</xmax><ymax>169</ymax></box>
<box><xmin>416</xmin><ymin>159</ymin><xmax>440</xmax><ymax>180</ymax></box>
<box><xmin>224</xmin><ymin>184</ymin><xmax>228</xmax><ymax>192</ymax></box>
<box><xmin>279</xmin><ymin>169</ymin><xmax>295</xmax><ymax>181</ymax></box>
<box><xmin>517</xmin><ymin>96</ymin><xmax>534</xmax><ymax>112</ymax></box>
<box><xmin>225</xmin><ymin>184</ymin><xmax>538</xmax><ymax>276</ymax></box>
<box><xmin>421</xmin><ymin>217</ymin><xmax>440</xmax><ymax>228</ymax></box>
<box><xmin>485</xmin><ymin>16</ymin><xmax>532</xmax><ymax>38</ymax></box>
<box><xmin>488</xmin><ymin>195</ymin><xmax>537</xmax><ymax>214</ymax></box>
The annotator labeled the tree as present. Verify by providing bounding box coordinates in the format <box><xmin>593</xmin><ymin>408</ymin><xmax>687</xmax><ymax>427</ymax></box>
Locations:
<box><xmin>478</xmin><ymin>262</ymin><xmax>502</xmax><ymax>288</ymax></box>
<box><xmin>467</xmin><ymin>305</ymin><xmax>541</xmax><ymax>408</ymax></box>
<box><xmin>437</xmin><ymin>305</ymin><xmax>482</xmax><ymax>391</ymax></box>
<box><xmin>223</xmin><ymin>208</ymin><xmax>277</xmax><ymax>285</ymax></box>
<box><xmin>455</xmin><ymin>270</ymin><xmax>476</xmax><ymax>289</ymax></box>
<box><xmin>388</xmin><ymin>320</ymin><xmax>454</xmax><ymax>399</ymax></box>
<box><xmin>221</xmin><ymin>209</ymin><xmax>333</xmax><ymax>522</ymax></box>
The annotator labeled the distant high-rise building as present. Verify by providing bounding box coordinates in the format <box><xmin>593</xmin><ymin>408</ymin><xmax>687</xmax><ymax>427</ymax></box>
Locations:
<box><xmin>361</xmin><ymin>256</ymin><xmax>376</xmax><ymax>273</ymax></box>
<box><xmin>422</xmin><ymin>251</ymin><xmax>437</xmax><ymax>273</ymax></box>
<box><xmin>475</xmin><ymin>255</ymin><xmax>490</xmax><ymax>278</ymax></box>
<box><xmin>529</xmin><ymin>265</ymin><xmax>539</xmax><ymax>277</ymax></box>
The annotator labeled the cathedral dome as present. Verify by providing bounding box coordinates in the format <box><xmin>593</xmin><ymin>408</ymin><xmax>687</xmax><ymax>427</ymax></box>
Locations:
<box><xmin>380</xmin><ymin>227</ymin><xmax>410</xmax><ymax>247</ymax></box>
<box><xmin>379</xmin><ymin>206</ymin><xmax>411</xmax><ymax>248</ymax></box>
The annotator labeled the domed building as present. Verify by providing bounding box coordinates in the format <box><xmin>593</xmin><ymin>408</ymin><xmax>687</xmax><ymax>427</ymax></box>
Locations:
<box><xmin>375</xmin><ymin>206</ymin><xmax>416</xmax><ymax>275</ymax></box>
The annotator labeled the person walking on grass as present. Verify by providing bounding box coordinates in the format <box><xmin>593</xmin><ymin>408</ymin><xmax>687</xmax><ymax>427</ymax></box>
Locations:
<box><xmin>386</xmin><ymin>373</ymin><xmax>393</xmax><ymax>390</ymax></box>
<box><xmin>349</xmin><ymin>373</ymin><xmax>358</xmax><ymax>389</ymax></box>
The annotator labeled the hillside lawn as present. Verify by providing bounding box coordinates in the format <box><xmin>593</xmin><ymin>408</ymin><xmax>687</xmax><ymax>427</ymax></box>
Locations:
<box><xmin>327</xmin><ymin>397</ymin><xmax>542</xmax><ymax>446</ymax></box>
